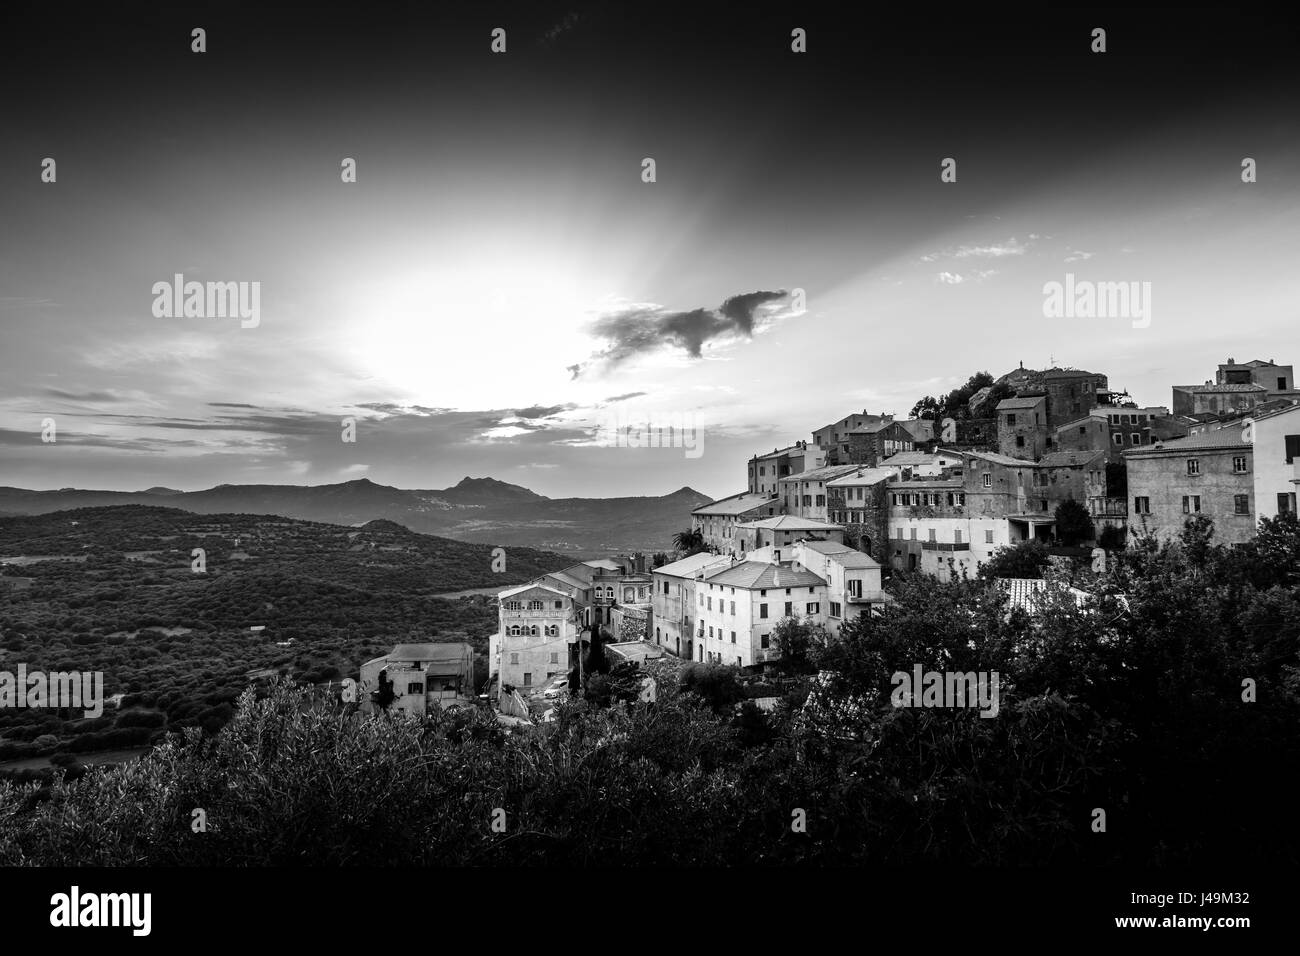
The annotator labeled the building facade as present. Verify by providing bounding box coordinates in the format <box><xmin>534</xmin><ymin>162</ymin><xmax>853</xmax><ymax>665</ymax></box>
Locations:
<box><xmin>1124</xmin><ymin>431</ymin><xmax>1256</xmax><ymax>545</ymax></box>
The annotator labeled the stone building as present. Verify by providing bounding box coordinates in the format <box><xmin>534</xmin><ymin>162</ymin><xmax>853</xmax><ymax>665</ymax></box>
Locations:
<box><xmin>825</xmin><ymin>466</ymin><xmax>894</xmax><ymax>565</ymax></box>
<box><xmin>812</xmin><ymin>411</ymin><xmax>895</xmax><ymax>465</ymax></box>
<box><xmin>691</xmin><ymin>492</ymin><xmax>779</xmax><ymax>555</ymax></box>
<box><xmin>776</xmin><ymin>463</ymin><xmax>864</xmax><ymax>521</ymax></box>
<box><xmin>1123</xmin><ymin>430</ymin><xmax>1256</xmax><ymax>545</ymax></box>
<box><xmin>845</xmin><ymin>420</ymin><xmax>915</xmax><ymax>465</ymax></box>
<box><xmin>747</xmin><ymin>441</ymin><xmax>826</xmax><ymax>495</ymax></box>
<box><xmin>996</xmin><ymin>394</ymin><xmax>1050</xmax><ymax>460</ymax></box>
<box><xmin>1172</xmin><ymin>382</ymin><xmax>1269</xmax><ymax>418</ymax></box>
<box><xmin>360</xmin><ymin>642</ymin><xmax>476</xmax><ymax>716</ymax></box>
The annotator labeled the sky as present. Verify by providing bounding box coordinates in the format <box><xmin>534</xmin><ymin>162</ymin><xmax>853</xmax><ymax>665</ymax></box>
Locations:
<box><xmin>3</xmin><ymin>5</ymin><xmax>1300</xmax><ymax>501</ymax></box>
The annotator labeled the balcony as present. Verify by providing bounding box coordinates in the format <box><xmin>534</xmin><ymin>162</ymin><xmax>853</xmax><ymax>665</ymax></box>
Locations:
<box><xmin>1088</xmin><ymin>496</ymin><xmax>1127</xmax><ymax>517</ymax></box>
<box><xmin>920</xmin><ymin>541</ymin><xmax>971</xmax><ymax>551</ymax></box>
<box><xmin>755</xmin><ymin>648</ymin><xmax>782</xmax><ymax>663</ymax></box>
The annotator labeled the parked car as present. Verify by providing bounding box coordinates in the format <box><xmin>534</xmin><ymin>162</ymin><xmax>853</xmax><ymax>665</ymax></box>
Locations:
<box><xmin>542</xmin><ymin>677</ymin><xmax>568</xmax><ymax>699</ymax></box>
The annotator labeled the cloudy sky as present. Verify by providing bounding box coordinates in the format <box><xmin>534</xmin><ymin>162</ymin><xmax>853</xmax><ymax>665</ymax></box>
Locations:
<box><xmin>3</xmin><ymin>5</ymin><xmax>1299</xmax><ymax>500</ymax></box>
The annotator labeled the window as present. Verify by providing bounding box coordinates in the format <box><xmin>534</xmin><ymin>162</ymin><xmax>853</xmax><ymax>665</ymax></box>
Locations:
<box><xmin>407</xmin><ymin>682</ymin><xmax>424</xmax><ymax>695</ymax></box>
<box><xmin>510</xmin><ymin>653</ymin><xmax>519</xmax><ymax>664</ymax></box>
<box><xmin>806</xmin><ymin>602</ymin><xmax>819</xmax><ymax>614</ymax></box>
<box><xmin>1187</xmin><ymin>459</ymin><xmax>1200</xmax><ymax>476</ymax></box>
<box><xmin>730</xmin><ymin>631</ymin><xmax>736</xmax><ymax>644</ymax></box>
<box><xmin>1134</xmin><ymin>496</ymin><xmax>1151</xmax><ymax>514</ymax></box>
<box><xmin>708</xmin><ymin>626</ymin><xmax>713</xmax><ymax>638</ymax></box>
<box><xmin>1182</xmin><ymin>495</ymin><xmax>1201</xmax><ymax>513</ymax></box>
<box><xmin>1112</xmin><ymin>432</ymin><xmax>1123</xmax><ymax>445</ymax></box>
<box><xmin>706</xmin><ymin>597</ymin><xmax>712</xmax><ymax>610</ymax></box>
<box><xmin>730</xmin><ymin>601</ymin><xmax>735</xmax><ymax>615</ymax></box>
<box><xmin>1234</xmin><ymin>495</ymin><xmax>1250</xmax><ymax>515</ymax></box>
<box><xmin>1006</xmin><ymin>413</ymin><xmax>1016</xmax><ymax>426</ymax></box>
<box><xmin>549</xmin><ymin>651</ymin><xmax>559</xmax><ymax>663</ymax></box>
<box><xmin>503</xmin><ymin>601</ymin><xmax>521</xmax><ymax>611</ymax></box>
<box><xmin>910</xmin><ymin>528</ymin><xmax>918</xmax><ymax>540</ymax></box>
<box><xmin>815</xmin><ymin>495</ymin><xmax>825</xmax><ymax>507</ymax></box>
<box><xmin>928</xmin><ymin>529</ymin><xmax>937</xmax><ymax>542</ymax></box>
<box><xmin>522</xmin><ymin>673</ymin><xmax>532</xmax><ymax>686</ymax></box>
<box><xmin>1130</xmin><ymin>433</ymin><xmax>1141</xmax><ymax>445</ymax></box>
<box><xmin>1233</xmin><ymin>456</ymin><xmax>1249</xmax><ymax>473</ymax></box>
<box><xmin>759</xmin><ymin>603</ymin><xmax>768</xmax><ymax>618</ymax></box>
<box><xmin>985</xmin><ymin>529</ymin><xmax>995</xmax><ymax>544</ymax></box>
<box><xmin>784</xmin><ymin>601</ymin><xmax>793</xmax><ymax>616</ymax></box>
<box><xmin>830</xmin><ymin>601</ymin><xmax>842</xmax><ymax>617</ymax></box>
<box><xmin>1016</xmin><ymin>436</ymin><xmax>1025</xmax><ymax>448</ymax></box>
<box><xmin>1286</xmin><ymin>435</ymin><xmax>1300</xmax><ymax>464</ymax></box>
<box><xmin>982</xmin><ymin>473</ymin><xmax>992</xmax><ymax>488</ymax></box>
<box><xmin>910</xmin><ymin>494</ymin><xmax>920</xmax><ymax>506</ymax></box>
<box><xmin>760</xmin><ymin>634</ymin><xmax>770</xmax><ymax>649</ymax></box>
<box><xmin>954</xmin><ymin>529</ymin><xmax>963</xmax><ymax>544</ymax></box>
<box><xmin>1280</xmin><ymin>493</ymin><xmax>1295</xmax><ymax>514</ymax></box>
<box><xmin>527</xmin><ymin>600</ymin><xmax>543</xmax><ymax>610</ymax></box>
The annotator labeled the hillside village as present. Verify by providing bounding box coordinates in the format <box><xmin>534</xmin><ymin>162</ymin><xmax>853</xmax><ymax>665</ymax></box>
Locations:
<box><xmin>380</xmin><ymin>355</ymin><xmax>1298</xmax><ymax>715</ymax></box>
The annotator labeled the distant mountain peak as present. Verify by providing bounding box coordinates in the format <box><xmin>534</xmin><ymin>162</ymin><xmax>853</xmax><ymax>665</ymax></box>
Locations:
<box><xmin>141</xmin><ymin>486</ymin><xmax>183</xmax><ymax>495</ymax></box>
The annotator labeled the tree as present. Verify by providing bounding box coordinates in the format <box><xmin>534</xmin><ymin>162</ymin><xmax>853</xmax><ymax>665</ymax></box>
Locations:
<box><xmin>672</xmin><ymin>529</ymin><xmax>705</xmax><ymax>555</ymax></box>
<box><xmin>770</xmin><ymin>618</ymin><xmax>829</xmax><ymax>675</ymax></box>
<box><xmin>1098</xmin><ymin>525</ymin><xmax>1125</xmax><ymax>551</ymax></box>
<box><xmin>978</xmin><ymin>540</ymin><xmax>1052</xmax><ymax>579</ymax></box>
<box><xmin>1054</xmin><ymin>499</ymin><xmax>1093</xmax><ymax>546</ymax></box>
<box><xmin>372</xmin><ymin>669</ymin><xmax>395</xmax><ymax>710</ymax></box>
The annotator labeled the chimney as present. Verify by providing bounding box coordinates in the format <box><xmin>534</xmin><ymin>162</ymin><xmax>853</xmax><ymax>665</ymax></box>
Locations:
<box><xmin>1227</xmin><ymin>357</ymin><xmax>1235</xmax><ymax>365</ymax></box>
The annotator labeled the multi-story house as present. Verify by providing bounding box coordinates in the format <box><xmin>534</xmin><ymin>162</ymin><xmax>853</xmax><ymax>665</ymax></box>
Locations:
<box><xmin>844</xmin><ymin>420</ymin><xmax>915</xmax><ymax>466</ymax></box>
<box><xmin>1038</xmin><ymin>368</ymin><xmax>1109</xmax><ymax>426</ymax></box>
<box><xmin>1123</xmin><ymin>430</ymin><xmax>1256</xmax><ymax>545</ymax></box>
<box><xmin>878</xmin><ymin>449</ymin><xmax>965</xmax><ymax>477</ymax></box>
<box><xmin>825</xmin><ymin>466</ymin><xmax>894</xmax><ymax>564</ymax></box>
<box><xmin>494</xmin><ymin>583</ymin><xmax>583</xmax><ymax>692</ymax></box>
<box><xmin>650</xmin><ymin>551</ymin><xmax>731</xmax><ymax>659</ymax></box>
<box><xmin>786</xmin><ymin>540</ymin><xmax>887</xmax><ymax>635</ymax></box>
<box><xmin>962</xmin><ymin>449</ymin><xmax>1094</xmax><ymax>547</ymax></box>
<box><xmin>777</xmin><ymin>463</ymin><xmax>864</xmax><ymax>520</ymax></box>
<box><xmin>996</xmin><ymin>394</ymin><xmax>1050</xmax><ymax>460</ymax></box>
<box><xmin>691</xmin><ymin>560</ymin><xmax>829</xmax><ymax>667</ymax></box>
<box><xmin>1249</xmin><ymin>402</ymin><xmax>1300</xmax><ymax>520</ymax></box>
<box><xmin>885</xmin><ymin>470</ymin><xmax>1010</xmax><ymax>576</ymax></box>
<box><xmin>691</xmin><ymin>492</ymin><xmax>780</xmax><ymax>555</ymax></box>
<box><xmin>1171</xmin><ymin>382</ymin><xmax>1269</xmax><ymax>418</ymax></box>
<box><xmin>1216</xmin><ymin>357</ymin><xmax>1296</xmax><ymax>400</ymax></box>
<box><xmin>747</xmin><ymin>441</ymin><xmax>826</xmax><ymax>495</ymax></box>
<box><xmin>734</xmin><ymin>514</ymin><xmax>846</xmax><ymax>556</ymax></box>
<box><xmin>360</xmin><ymin>643</ymin><xmax>476</xmax><ymax>716</ymax></box>
<box><xmin>1055</xmin><ymin>406</ymin><xmax>1178</xmax><ymax>463</ymax></box>
<box><xmin>812</xmin><ymin>411</ymin><xmax>895</xmax><ymax>465</ymax></box>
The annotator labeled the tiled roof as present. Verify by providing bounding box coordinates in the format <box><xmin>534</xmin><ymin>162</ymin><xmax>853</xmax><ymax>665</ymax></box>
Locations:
<box><xmin>654</xmin><ymin>552</ymin><xmax>732</xmax><ymax>578</ymax></box>
<box><xmin>704</xmin><ymin>561</ymin><xmax>826</xmax><ymax>589</ymax></box>
<box><xmin>498</xmin><ymin>582</ymin><xmax>571</xmax><ymax>599</ymax></box>
<box><xmin>880</xmin><ymin>451</ymin><xmax>944</xmax><ymax>466</ymax></box>
<box><xmin>826</xmin><ymin>550</ymin><xmax>881</xmax><ymax>569</ymax></box>
<box><xmin>691</xmin><ymin>492</ymin><xmax>773</xmax><ymax>516</ymax></box>
<box><xmin>996</xmin><ymin>396</ymin><xmax>1047</xmax><ymax>410</ymax></box>
<box><xmin>1174</xmin><ymin>383</ymin><xmax>1267</xmax><ymax>393</ymax></box>
<box><xmin>826</xmin><ymin>467</ymin><xmax>895</xmax><ymax>486</ymax></box>
<box><xmin>1038</xmin><ymin>449</ymin><xmax>1106</xmax><ymax>468</ymax></box>
<box><xmin>966</xmin><ymin>451</ymin><xmax>1035</xmax><ymax>467</ymax></box>
<box><xmin>736</xmin><ymin>515</ymin><xmax>845</xmax><ymax>531</ymax></box>
<box><xmin>1126</xmin><ymin>429</ymin><xmax>1252</xmax><ymax>454</ymax></box>
<box><xmin>776</xmin><ymin>464</ymin><xmax>863</xmax><ymax>484</ymax></box>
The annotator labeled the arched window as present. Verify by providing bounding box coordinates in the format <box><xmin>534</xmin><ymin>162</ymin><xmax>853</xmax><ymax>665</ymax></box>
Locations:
<box><xmin>509</xmin><ymin>625</ymin><xmax>521</xmax><ymax>636</ymax></box>
<box><xmin>530</xmin><ymin>625</ymin><xmax>539</xmax><ymax>636</ymax></box>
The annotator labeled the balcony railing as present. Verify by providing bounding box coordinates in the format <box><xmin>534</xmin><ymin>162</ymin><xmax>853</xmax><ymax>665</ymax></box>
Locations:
<box><xmin>921</xmin><ymin>541</ymin><xmax>971</xmax><ymax>551</ymax></box>
<box><xmin>1088</xmin><ymin>496</ymin><xmax>1128</xmax><ymax>517</ymax></box>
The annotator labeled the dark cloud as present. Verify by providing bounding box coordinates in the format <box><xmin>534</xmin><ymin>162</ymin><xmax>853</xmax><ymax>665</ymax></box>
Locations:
<box><xmin>207</xmin><ymin>402</ymin><xmax>259</xmax><ymax>408</ymax></box>
<box><xmin>604</xmin><ymin>392</ymin><xmax>646</xmax><ymax>403</ymax></box>
<box><xmin>569</xmin><ymin>289</ymin><xmax>788</xmax><ymax>378</ymax></box>
<box><xmin>42</xmin><ymin>387</ymin><xmax>127</xmax><ymax>403</ymax></box>
<box><xmin>513</xmin><ymin>404</ymin><xmax>574</xmax><ymax>419</ymax></box>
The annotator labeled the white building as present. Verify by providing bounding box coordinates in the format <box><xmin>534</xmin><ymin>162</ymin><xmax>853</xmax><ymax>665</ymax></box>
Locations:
<box><xmin>496</xmin><ymin>583</ymin><xmax>581</xmax><ymax>692</ymax></box>
<box><xmin>691</xmin><ymin>560</ymin><xmax>829</xmax><ymax>667</ymax></box>
<box><xmin>786</xmin><ymin>540</ymin><xmax>888</xmax><ymax>635</ymax></box>
<box><xmin>651</xmin><ymin>551</ymin><xmax>733</xmax><ymax>659</ymax></box>
<box><xmin>1250</xmin><ymin>403</ymin><xmax>1300</xmax><ymax>521</ymax></box>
